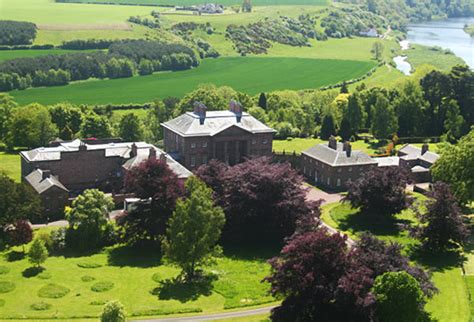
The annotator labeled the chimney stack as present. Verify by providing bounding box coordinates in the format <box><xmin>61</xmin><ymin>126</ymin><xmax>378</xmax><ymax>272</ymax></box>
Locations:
<box><xmin>149</xmin><ymin>147</ymin><xmax>157</xmax><ymax>160</ymax></box>
<box><xmin>159</xmin><ymin>151</ymin><xmax>167</xmax><ymax>162</ymax></box>
<box><xmin>42</xmin><ymin>169</ymin><xmax>51</xmax><ymax>180</ymax></box>
<box><xmin>328</xmin><ymin>136</ymin><xmax>337</xmax><ymax>150</ymax></box>
<box><xmin>78</xmin><ymin>141</ymin><xmax>87</xmax><ymax>151</ymax></box>
<box><xmin>131</xmin><ymin>143</ymin><xmax>138</xmax><ymax>157</ymax></box>
<box><xmin>194</xmin><ymin>101</ymin><xmax>207</xmax><ymax>125</ymax></box>
<box><xmin>421</xmin><ymin>143</ymin><xmax>429</xmax><ymax>155</ymax></box>
<box><xmin>344</xmin><ymin>142</ymin><xmax>352</xmax><ymax>157</ymax></box>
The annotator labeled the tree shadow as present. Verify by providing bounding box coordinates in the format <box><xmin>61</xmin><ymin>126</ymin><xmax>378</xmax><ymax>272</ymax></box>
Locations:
<box><xmin>22</xmin><ymin>266</ymin><xmax>44</xmax><ymax>278</ymax></box>
<box><xmin>221</xmin><ymin>241</ymin><xmax>282</xmax><ymax>261</ymax></box>
<box><xmin>152</xmin><ymin>274</ymin><xmax>216</xmax><ymax>303</ymax></box>
<box><xmin>409</xmin><ymin>247</ymin><xmax>466</xmax><ymax>272</ymax></box>
<box><xmin>107</xmin><ymin>245</ymin><xmax>162</xmax><ymax>268</ymax></box>
<box><xmin>5</xmin><ymin>250</ymin><xmax>25</xmax><ymax>262</ymax></box>
<box><xmin>337</xmin><ymin>211</ymin><xmax>410</xmax><ymax>237</ymax></box>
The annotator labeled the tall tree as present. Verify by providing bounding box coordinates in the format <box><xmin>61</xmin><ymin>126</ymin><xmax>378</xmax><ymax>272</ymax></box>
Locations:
<box><xmin>413</xmin><ymin>182</ymin><xmax>469</xmax><ymax>251</ymax></box>
<box><xmin>449</xmin><ymin>65</ymin><xmax>474</xmax><ymax>129</ymax></box>
<box><xmin>6</xmin><ymin>219</ymin><xmax>33</xmax><ymax>252</ymax></box>
<box><xmin>118</xmin><ymin>113</ymin><xmax>143</xmax><ymax>142</ymax></box>
<box><xmin>339</xmin><ymin>117</ymin><xmax>352</xmax><ymax>141</ymax></box>
<box><xmin>6</xmin><ymin>103</ymin><xmax>57</xmax><ymax>149</ymax></box>
<box><xmin>320</xmin><ymin>113</ymin><xmax>336</xmax><ymax>140</ymax></box>
<box><xmin>395</xmin><ymin>81</ymin><xmax>426</xmax><ymax>137</ymax></box>
<box><xmin>80</xmin><ymin>113</ymin><xmax>112</xmax><ymax>139</ymax></box>
<box><xmin>119</xmin><ymin>158</ymin><xmax>184</xmax><ymax>245</ymax></box>
<box><xmin>443</xmin><ymin>98</ymin><xmax>465</xmax><ymax>143</ymax></box>
<box><xmin>258</xmin><ymin>92</ymin><xmax>267</xmax><ymax>110</ymax></box>
<box><xmin>431</xmin><ymin>129</ymin><xmax>474</xmax><ymax>204</ymax></box>
<box><xmin>49</xmin><ymin>103</ymin><xmax>83</xmax><ymax>140</ymax></box>
<box><xmin>371</xmin><ymin>41</ymin><xmax>384</xmax><ymax>61</ymax></box>
<box><xmin>28</xmin><ymin>239</ymin><xmax>48</xmax><ymax>268</ymax></box>
<box><xmin>0</xmin><ymin>94</ymin><xmax>17</xmax><ymax>142</ymax></box>
<box><xmin>344</xmin><ymin>167</ymin><xmax>412</xmax><ymax>217</ymax></box>
<box><xmin>371</xmin><ymin>93</ymin><xmax>398</xmax><ymax>140</ymax></box>
<box><xmin>162</xmin><ymin>177</ymin><xmax>225</xmax><ymax>282</ymax></box>
<box><xmin>345</xmin><ymin>93</ymin><xmax>364</xmax><ymax>135</ymax></box>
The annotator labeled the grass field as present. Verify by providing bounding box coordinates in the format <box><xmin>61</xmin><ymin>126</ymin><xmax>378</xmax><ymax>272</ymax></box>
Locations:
<box><xmin>10</xmin><ymin>57</ymin><xmax>375</xmax><ymax>105</ymax></box>
<box><xmin>0</xmin><ymin>233</ymin><xmax>276</xmax><ymax>319</ymax></box>
<box><xmin>320</xmin><ymin>200</ymin><xmax>471</xmax><ymax>322</ymax></box>
<box><xmin>56</xmin><ymin>0</ymin><xmax>328</xmax><ymax>6</ymax></box>
<box><xmin>0</xmin><ymin>49</ymin><xmax>96</xmax><ymax>61</ymax></box>
<box><xmin>405</xmin><ymin>44</ymin><xmax>466</xmax><ymax>72</ymax></box>
<box><xmin>273</xmin><ymin>138</ymin><xmax>384</xmax><ymax>155</ymax></box>
<box><xmin>0</xmin><ymin>152</ymin><xmax>21</xmax><ymax>182</ymax></box>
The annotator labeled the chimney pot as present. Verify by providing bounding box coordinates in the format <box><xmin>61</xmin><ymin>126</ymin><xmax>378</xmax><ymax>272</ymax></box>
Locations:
<box><xmin>328</xmin><ymin>136</ymin><xmax>337</xmax><ymax>150</ymax></box>
<box><xmin>421</xmin><ymin>143</ymin><xmax>429</xmax><ymax>155</ymax></box>
<box><xmin>79</xmin><ymin>141</ymin><xmax>87</xmax><ymax>151</ymax></box>
<box><xmin>149</xmin><ymin>147</ymin><xmax>157</xmax><ymax>160</ymax></box>
<box><xmin>131</xmin><ymin>143</ymin><xmax>138</xmax><ymax>157</ymax></box>
<box><xmin>344</xmin><ymin>142</ymin><xmax>352</xmax><ymax>157</ymax></box>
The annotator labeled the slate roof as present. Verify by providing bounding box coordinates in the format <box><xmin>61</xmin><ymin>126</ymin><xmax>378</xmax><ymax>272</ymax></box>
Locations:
<box><xmin>302</xmin><ymin>142</ymin><xmax>377</xmax><ymax>167</ymax></box>
<box><xmin>411</xmin><ymin>165</ymin><xmax>430</xmax><ymax>173</ymax></box>
<box><xmin>161</xmin><ymin>111</ymin><xmax>275</xmax><ymax>137</ymax></box>
<box><xmin>398</xmin><ymin>144</ymin><xmax>439</xmax><ymax>165</ymax></box>
<box><xmin>122</xmin><ymin>148</ymin><xmax>192</xmax><ymax>179</ymax></box>
<box><xmin>375</xmin><ymin>156</ymin><xmax>400</xmax><ymax>167</ymax></box>
<box><xmin>25</xmin><ymin>169</ymin><xmax>68</xmax><ymax>194</ymax></box>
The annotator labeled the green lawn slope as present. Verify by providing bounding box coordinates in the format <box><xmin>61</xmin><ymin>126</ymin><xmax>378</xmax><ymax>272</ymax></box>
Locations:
<box><xmin>10</xmin><ymin>57</ymin><xmax>375</xmax><ymax>105</ymax></box>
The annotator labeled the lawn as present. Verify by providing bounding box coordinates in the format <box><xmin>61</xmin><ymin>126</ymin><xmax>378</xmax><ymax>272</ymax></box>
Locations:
<box><xmin>0</xmin><ymin>49</ymin><xmax>96</xmax><ymax>61</ymax></box>
<box><xmin>320</xmin><ymin>198</ymin><xmax>471</xmax><ymax>322</ymax></box>
<box><xmin>0</xmin><ymin>231</ymin><xmax>276</xmax><ymax>319</ymax></box>
<box><xmin>10</xmin><ymin>57</ymin><xmax>375</xmax><ymax>105</ymax></box>
<box><xmin>273</xmin><ymin>138</ymin><xmax>384</xmax><ymax>155</ymax></box>
<box><xmin>0</xmin><ymin>152</ymin><xmax>21</xmax><ymax>182</ymax></box>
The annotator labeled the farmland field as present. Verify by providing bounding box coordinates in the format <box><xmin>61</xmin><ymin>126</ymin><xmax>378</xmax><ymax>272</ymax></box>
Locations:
<box><xmin>10</xmin><ymin>57</ymin><xmax>376</xmax><ymax>105</ymax></box>
<box><xmin>56</xmin><ymin>0</ymin><xmax>328</xmax><ymax>6</ymax></box>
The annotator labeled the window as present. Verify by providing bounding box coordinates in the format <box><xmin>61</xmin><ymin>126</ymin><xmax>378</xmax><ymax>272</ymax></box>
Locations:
<box><xmin>309</xmin><ymin>169</ymin><xmax>312</xmax><ymax>176</ymax></box>
<box><xmin>191</xmin><ymin>143</ymin><xmax>196</xmax><ymax>149</ymax></box>
<box><xmin>303</xmin><ymin>166</ymin><xmax>306</xmax><ymax>175</ymax></box>
<box><xmin>202</xmin><ymin>141</ymin><xmax>208</xmax><ymax>148</ymax></box>
<box><xmin>202</xmin><ymin>155</ymin><xmax>208</xmax><ymax>164</ymax></box>
<box><xmin>337</xmin><ymin>178</ymin><xmax>341</xmax><ymax>187</ymax></box>
<box><xmin>314</xmin><ymin>172</ymin><xmax>318</xmax><ymax>182</ymax></box>
<box><xmin>191</xmin><ymin>156</ymin><xmax>196</xmax><ymax>167</ymax></box>
<box><xmin>252</xmin><ymin>139</ymin><xmax>256</xmax><ymax>145</ymax></box>
<box><xmin>262</xmin><ymin>138</ymin><xmax>268</xmax><ymax>144</ymax></box>
<box><xmin>327</xmin><ymin>178</ymin><xmax>330</xmax><ymax>185</ymax></box>
<box><xmin>337</xmin><ymin>168</ymin><xmax>342</xmax><ymax>173</ymax></box>
<box><xmin>349</xmin><ymin>167</ymin><xmax>353</xmax><ymax>172</ymax></box>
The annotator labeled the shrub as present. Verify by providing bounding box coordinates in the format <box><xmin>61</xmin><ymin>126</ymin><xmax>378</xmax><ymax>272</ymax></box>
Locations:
<box><xmin>77</xmin><ymin>262</ymin><xmax>103</xmax><ymax>269</ymax></box>
<box><xmin>6</xmin><ymin>219</ymin><xmax>33</xmax><ymax>251</ymax></box>
<box><xmin>152</xmin><ymin>272</ymin><xmax>161</xmax><ymax>283</ymax></box>
<box><xmin>30</xmin><ymin>301</ymin><xmax>52</xmax><ymax>311</ymax></box>
<box><xmin>50</xmin><ymin>228</ymin><xmax>66</xmax><ymax>253</ymax></box>
<box><xmin>81</xmin><ymin>275</ymin><xmax>96</xmax><ymax>282</ymax></box>
<box><xmin>36</xmin><ymin>231</ymin><xmax>53</xmax><ymax>252</ymax></box>
<box><xmin>101</xmin><ymin>300</ymin><xmax>126</xmax><ymax>322</ymax></box>
<box><xmin>28</xmin><ymin>239</ymin><xmax>48</xmax><ymax>268</ymax></box>
<box><xmin>91</xmin><ymin>281</ymin><xmax>114</xmax><ymax>292</ymax></box>
<box><xmin>38</xmin><ymin>283</ymin><xmax>70</xmax><ymax>298</ymax></box>
<box><xmin>0</xmin><ymin>281</ymin><xmax>15</xmax><ymax>293</ymax></box>
<box><xmin>0</xmin><ymin>20</ymin><xmax>37</xmax><ymax>45</ymax></box>
<box><xmin>37</xmin><ymin>271</ymin><xmax>52</xmax><ymax>280</ymax></box>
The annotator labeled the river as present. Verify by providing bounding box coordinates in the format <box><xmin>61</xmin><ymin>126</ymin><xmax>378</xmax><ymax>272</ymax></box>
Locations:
<box><xmin>394</xmin><ymin>17</ymin><xmax>474</xmax><ymax>74</ymax></box>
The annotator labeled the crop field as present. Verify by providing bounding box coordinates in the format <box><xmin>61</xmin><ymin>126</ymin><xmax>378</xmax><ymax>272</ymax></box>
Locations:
<box><xmin>0</xmin><ymin>49</ymin><xmax>96</xmax><ymax>61</ymax></box>
<box><xmin>10</xmin><ymin>57</ymin><xmax>376</xmax><ymax>105</ymax></box>
<box><xmin>56</xmin><ymin>0</ymin><xmax>329</xmax><ymax>6</ymax></box>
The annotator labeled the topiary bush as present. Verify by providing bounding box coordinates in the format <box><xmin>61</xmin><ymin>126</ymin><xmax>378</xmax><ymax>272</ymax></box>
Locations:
<box><xmin>38</xmin><ymin>284</ymin><xmax>70</xmax><ymax>298</ymax></box>
<box><xmin>152</xmin><ymin>273</ymin><xmax>161</xmax><ymax>283</ymax></box>
<box><xmin>0</xmin><ymin>266</ymin><xmax>10</xmax><ymax>275</ymax></box>
<box><xmin>0</xmin><ymin>281</ymin><xmax>15</xmax><ymax>293</ymax></box>
<box><xmin>101</xmin><ymin>300</ymin><xmax>126</xmax><ymax>322</ymax></box>
<box><xmin>91</xmin><ymin>281</ymin><xmax>114</xmax><ymax>292</ymax></box>
<box><xmin>37</xmin><ymin>271</ymin><xmax>52</xmax><ymax>280</ymax></box>
<box><xmin>30</xmin><ymin>301</ymin><xmax>52</xmax><ymax>311</ymax></box>
<box><xmin>81</xmin><ymin>275</ymin><xmax>95</xmax><ymax>282</ymax></box>
<box><xmin>77</xmin><ymin>262</ymin><xmax>103</xmax><ymax>269</ymax></box>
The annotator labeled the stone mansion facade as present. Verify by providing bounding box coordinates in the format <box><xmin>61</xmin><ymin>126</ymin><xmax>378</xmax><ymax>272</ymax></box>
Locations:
<box><xmin>162</xmin><ymin>102</ymin><xmax>275</xmax><ymax>169</ymax></box>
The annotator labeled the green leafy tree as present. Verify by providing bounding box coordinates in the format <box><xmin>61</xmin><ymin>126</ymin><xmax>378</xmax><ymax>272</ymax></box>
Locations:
<box><xmin>6</xmin><ymin>103</ymin><xmax>57</xmax><ymax>149</ymax></box>
<box><xmin>28</xmin><ymin>239</ymin><xmax>48</xmax><ymax>268</ymax></box>
<box><xmin>49</xmin><ymin>103</ymin><xmax>83</xmax><ymax>140</ymax></box>
<box><xmin>65</xmin><ymin>189</ymin><xmax>114</xmax><ymax>250</ymax></box>
<box><xmin>373</xmin><ymin>272</ymin><xmax>427</xmax><ymax>322</ymax></box>
<box><xmin>80</xmin><ymin>113</ymin><xmax>112</xmax><ymax>139</ymax></box>
<box><xmin>101</xmin><ymin>300</ymin><xmax>126</xmax><ymax>322</ymax></box>
<box><xmin>339</xmin><ymin>117</ymin><xmax>352</xmax><ymax>141</ymax></box>
<box><xmin>320</xmin><ymin>113</ymin><xmax>336</xmax><ymax>140</ymax></box>
<box><xmin>345</xmin><ymin>93</ymin><xmax>364</xmax><ymax>136</ymax></box>
<box><xmin>371</xmin><ymin>93</ymin><xmax>398</xmax><ymax>140</ymax></box>
<box><xmin>162</xmin><ymin>177</ymin><xmax>225</xmax><ymax>282</ymax></box>
<box><xmin>371</xmin><ymin>41</ymin><xmax>384</xmax><ymax>61</ymax></box>
<box><xmin>443</xmin><ymin>98</ymin><xmax>465</xmax><ymax>143</ymax></box>
<box><xmin>258</xmin><ymin>92</ymin><xmax>267</xmax><ymax>109</ymax></box>
<box><xmin>395</xmin><ymin>81</ymin><xmax>426</xmax><ymax>137</ymax></box>
<box><xmin>138</xmin><ymin>59</ymin><xmax>154</xmax><ymax>76</ymax></box>
<box><xmin>0</xmin><ymin>94</ymin><xmax>17</xmax><ymax>142</ymax></box>
<box><xmin>118</xmin><ymin>113</ymin><xmax>143</xmax><ymax>142</ymax></box>
<box><xmin>431</xmin><ymin>129</ymin><xmax>474</xmax><ymax>204</ymax></box>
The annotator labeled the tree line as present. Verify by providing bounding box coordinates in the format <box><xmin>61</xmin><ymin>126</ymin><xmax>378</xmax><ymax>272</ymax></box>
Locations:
<box><xmin>0</xmin><ymin>40</ymin><xmax>198</xmax><ymax>91</ymax></box>
<box><xmin>0</xmin><ymin>20</ymin><xmax>37</xmax><ymax>46</ymax></box>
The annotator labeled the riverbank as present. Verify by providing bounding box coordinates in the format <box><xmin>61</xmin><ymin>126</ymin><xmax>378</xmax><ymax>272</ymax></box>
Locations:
<box><xmin>464</xmin><ymin>24</ymin><xmax>474</xmax><ymax>37</ymax></box>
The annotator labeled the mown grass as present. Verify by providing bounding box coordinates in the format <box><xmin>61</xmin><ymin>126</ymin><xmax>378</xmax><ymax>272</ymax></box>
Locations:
<box><xmin>10</xmin><ymin>57</ymin><xmax>375</xmax><ymax>105</ymax></box>
<box><xmin>0</xmin><ymin>152</ymin><xmax>21</xmax><ymax>182</ymax></box>
<box><xmin>320</xmin><ymin>197</ymin><xmax>471</xmax><ymax>322</ymax></box>
<box><xmin>273</xmin><ymin>138</ymin><xmax>383</xmax><ymax>155</ymax></box>
<box><xmin>0</xmin><ymin>49</ymin><xmax>96</xmax><ymax>61</ymax></box>
<box><xmin>0</xmin><ymin>230</ymin><xmax>275</xmax><ymax>319</ymax></box>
